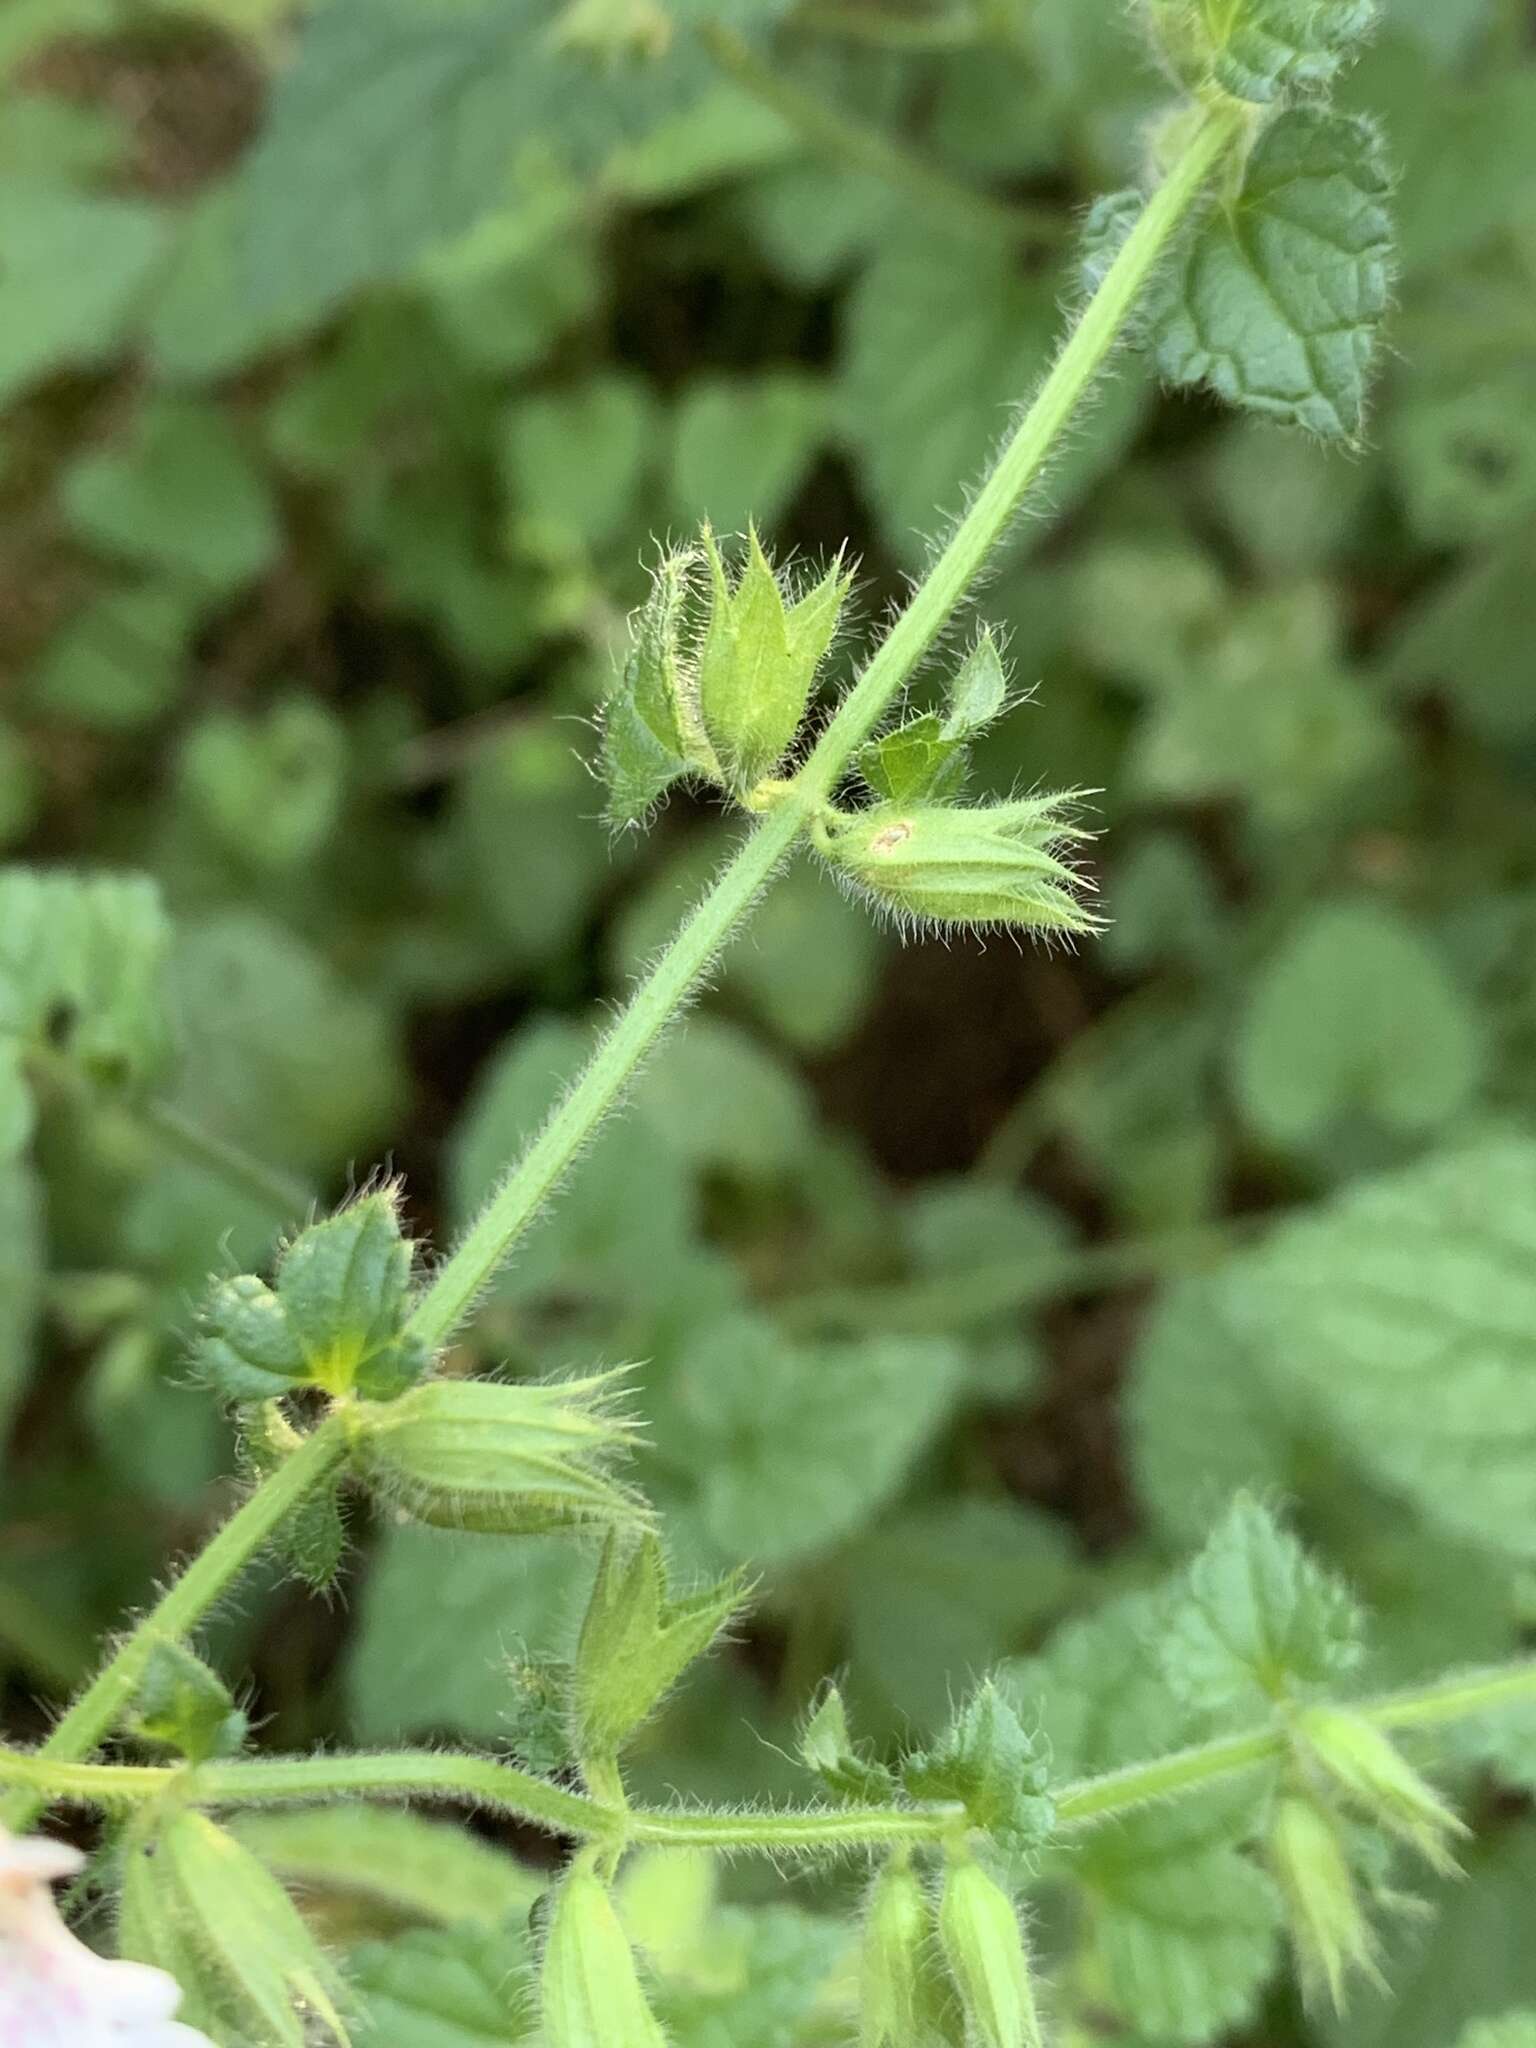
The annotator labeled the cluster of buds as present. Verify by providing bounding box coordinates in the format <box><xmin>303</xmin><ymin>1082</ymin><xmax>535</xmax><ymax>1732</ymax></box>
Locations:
<box><xmin>603</xmin><ymin>532</ymin><xmax>1099</xmax><ymax>941</ymax></box>
<box><xmin>601</xmin><ymin>529</ymin><xmax>853</xmax><ymax>823</ymax></box>
<box><xmin>860</xmin><ymin>1851</ymin><xmax>1044</xmax><ymax>2048</ymax></box>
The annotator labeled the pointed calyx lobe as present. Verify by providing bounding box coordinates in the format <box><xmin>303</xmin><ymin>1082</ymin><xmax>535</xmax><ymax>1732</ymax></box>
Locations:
<box><xmin>599</xmin><ymin>527</ymin><xmax>852</xmax><ymax>823</ymax></box>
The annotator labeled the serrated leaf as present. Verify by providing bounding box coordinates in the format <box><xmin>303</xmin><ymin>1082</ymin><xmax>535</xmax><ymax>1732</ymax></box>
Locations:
<box><xmin>798</xmin><ymin>1682</ymin><xmax>899</xmax><ymax>1804</ymax></box>
<box><xmin>241</xmin><ymin>0</ymin><xmax>706</xmax><ymax>320</ymax></box>
<box><xmin>1143</xmin><ymin>108</ymin><xmax>1394</xmax><ymax>440</ymax></box>
<box><xmin>1159</xmin><ymin>1495</ymin><xmax>1363</xmax><ymax>1715</ymax></box>
<box><xmin>1150</xmin><ymin>0</ymin><xmax>1378</xmax><ymax>103</ymax></box>
<box><xmin>349</xmin><ymin>1924</ymin><xmax>538</xmax><ymax>2048</ymax></box>
<box><xmin>1004</xmin><ymin>1591</ymin><xmax>1283</xmax><ymax>2043</ymax></box>
<box><xmin>1234</xmin><ymin>1136</ymin><xmax>1536</xmax><ymax>1562</ymax></box>
<box><xmin>659</xmin><ymin>1312</ymin><xmax>962</xmax><ymax>1568</ymax></box>
<box><xmin>903</xmin><ymin>1680</ymin><xmax>1054</xmax><ymax>1856</ymax></box>
<box><xmin>231</xmin><ymin>1808</ymin><xmax>542</xmax><ymax>1931</ymax></box>
<box><xmin>129</xmin><ymin>1638</ymin><xmax>246</xmax><ymax>1763</ymax></box>
<box><xmin>276</xmin><ymin>1194</ymin><xmax>424</xmax><ymax>1400</ymax></box>
<box><xmin>197</xmin><ymin>1193</ymin><xmax>425</xmax><ymax>1403</ymax></box>
<box><xmin>1235</xmin><ymin>900</ymin><xmax>1482</xmax><ymax>1146</ymax></box>
<box><xmin>859</xmin><ymin>714</ymin><xmax>966</xmax><ymax>805</ymax></box>
<box><xmin>0</xmin><ymin>869</ymin><xmax>173</xmax><ymax>1096</ymax></box>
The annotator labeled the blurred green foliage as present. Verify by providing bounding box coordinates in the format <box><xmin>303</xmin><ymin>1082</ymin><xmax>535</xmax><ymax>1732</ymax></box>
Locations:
<box><xmin>3</xmin><ymin>0</ymin><xmax>1536</xmax><ymax>2043</ymax></box>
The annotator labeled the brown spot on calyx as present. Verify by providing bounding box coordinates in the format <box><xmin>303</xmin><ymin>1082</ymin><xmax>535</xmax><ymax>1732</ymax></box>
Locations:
<box><xmin>870</xmin><ymin>820</ymin><xmax>915</xmax><ymax>855</ymax></box>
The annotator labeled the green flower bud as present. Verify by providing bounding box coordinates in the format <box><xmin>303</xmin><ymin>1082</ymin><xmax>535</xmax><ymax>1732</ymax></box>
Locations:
<box><xmin>574</xmin><ymin>1532</ymin><xmax>747</xmax><ymax>1762</ymax></box>
<box><xmin>541</xmin><ymin>1855</ymin><xmax>670</xmax><ymax>2048</ymax></box>
<box><xmin>818</xmin><ymin>794</ymin><xmax>1100</xmax><ymax>939</ymax></box>
<box><xmin>602</xmin><ymin>545</ymin><xmax>719</xmax><ymax>825</ymax></box>
<box><xmin>350</xmin><ymin>1371</ymin><xmax>649</xmax><ymax>1536</ymax></box>
<box><xmin>696</xmin><ymin>525</ymin><xmax>852</xmax><ymax>793</ymax></box>
<box><xmin>862</xmin><ymin>1858</ymin><xmax>959</xmax><ymax>2048</ymax></box>
<box><xmin>1267</xmin><ymin>1792</ymin><xmax>1382</xmax><ymax>2012</ymax></box>
<box><xmin>118</xmin><ymin>1808</ymin><xmax>348</xmax><ymax>2047</ymax></box>
<box><xmin>1295</xmin><ymin>1705</ymin><xmax>1468</xmax><ymax>1873</ymax></box>
<box><xmin>937</xmin><ymin>1858</ymin><xmax>1043</xmax><ymax>2048</ymax></box>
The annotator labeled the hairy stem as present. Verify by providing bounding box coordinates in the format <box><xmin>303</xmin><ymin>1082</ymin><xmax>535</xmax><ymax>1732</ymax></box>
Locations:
<box><xmin>409</xmin><ymin>96</ymin><xmax>1243</xmax><ymax>1358</ymax></box>
<box><xmin>0</xmin><ymin>1417</ymin><xmax>348</xmax><ymax>1835</ymax></box>
<box><xmin>9</xmin><ymin>1660</ymin><xmax>1532</xmax><ymax>1853</ymax></box>
<box><xmin>7</xmin><ymin>103</ymin><xmax>1244</xmax><ymax>1821</ymax></box>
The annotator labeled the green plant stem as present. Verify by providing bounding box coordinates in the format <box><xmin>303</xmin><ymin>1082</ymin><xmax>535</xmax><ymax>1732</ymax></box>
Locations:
<box><xmin>11</xmin><ymin>1661</ymin><xmax>1533</xmax><ymax>1852</ymax></box>
<box><xmin>139</xmin><ymin>1098</ymin><xmax>312</xmax><ymax>1221</ymax></box>
<box><xmin>8</xmin><ymin>101</ymin><xmax>1245</xmax><ymax>1823</ymax></box>
<box><xmin>0</xmin><ymin>1416</ymin><xmax>349</xmax><ymax>1836</ymax></box>
<box><xmin>700</xmin><ymin>22</ymin><xmax>1053</xmax><ymax>240</ymax></box>
<box><xmin>1055</xmin><ymin>1658</ymin><xmax>1536</xmax><ymax>1828</ymax></box>
<box><xmin>778</xmin><ymin>1221</ymin><xmax>1248</xmax><ymax>1335</ymax></box>
<box><xmin>408</xmin><ymin>97</ymin><xmax>1243</xmax><ymax>1361</ymax></box>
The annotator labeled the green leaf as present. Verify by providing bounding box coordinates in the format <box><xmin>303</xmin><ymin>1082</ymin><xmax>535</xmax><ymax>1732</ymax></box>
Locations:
<box><xmin>346</xmin><ymin>1529</ymin><xmax>590</xmax><ymax>1744</ymax></box>
<box><xmin>0</xmin><ymin>1160</ymin><xmax>43</xmax><ymax>1477</ymax></box>
<box><xmin>500</xmin><ymin>372</ymin><xmax>656</xmax><ymax>551</ymax></box>
<box><xmin>632</xmin><ymin>1014</ymin><xmax>816</xmax><ymax>1178</ymax></box>
<box><xmin>602</xmin><ymin>547</ymin><xmax>700</xmax><ymax>825</ymax></box>
<box><xmin>167</xmin><ymin>911</ymin><xmax>405</xmax><ymax>1177</ymax></box>
<box><xmin>350</xmin><ymin>1925</ymin><xmax>538</xmax><ymax>2048</ymax></box>
<box><xmin>242</xmin><ymin>0</ymin><xmax>705</xmax><ymax>318</ymax></box>
<box><xmin>659</xmin><ymin>1312</ymin><xmax>962</xmax><ymax>1568</ymax></box>
<box><xmin>231</xmin><ymin>1809</ymin><xmax>542</xmax><ymax>1931</ymax></box>
<box><xmin>1142</xmin><ymin>108</ymin><xmax>1394</xmax><ymax>439</ymax></box>
<box><xmin>1236</xmin><ymin>1135</ymin><xmax>1536</xmax><ymax>1562</ymax></box>
<box><xmin>671</xmin><ymin>373</ymin><xmax>827</xmax><ymax>535</ymax></box>
<box><xmin>62</xmin><ymin>398</ymin><xmax>279</xmax><ymax>596</ymax></box>
<box><xmin>573</xmin><ymin>1532</ymin><xmax>747</xmax><ymax>1757</ymax></box>
<box><xmin>843</xmin><ymin>223</ymin><xmax>1148</xmax><ymax>560</ymax></box>
<box><xmin>0</xmin><ymin>868</ymin><xmax>173</xmax><ymax>1096</ymax></box>
<box><xmin>859</xmin><ymin>714</ymin><xmax>967</xmax><ymax>806</ymax></box>
<box><xmin>128</xmin><ymin>1637</ymin><xmax>246</xmax><ymax>1762</ymax></box>
<box><xmin>0</xmin><ymin>179</ymin><xmax>168</xmax><ymax>402</ymax></box>
<box><xmin>846</xmin><ymin>1499</ymin><xmax>1080</xmax><ymax>1729</ymax></box>
<box><xmin>1004</xmin><ymin>1592</ymin><xmax>1283</xmax><ymax>2044</ymax></box>
<box><xmin>1234</xmin><ymin>900</ymin><xmax>1483</xmax><ymax>1146</ymax></box>
<box><xmin>797</xmin><ymin>1682</ymin><xmax>899</xmax><ymax>1803</ymax></box>
<box><xmin>121</xmin><ymin>1809</ymin><xmax>349</xmax><ymax>2047</ymax></box>
<box><xmin>944</xmin><ymin>629</ymin><xmax>1009</xmax><ymax>741</ymax></box>
<box><xmin>25</xmin><ymin>578</ymin><xmax>197</xmax><ymax>730</ymax></box>
<box><xmin>903</xmin><ymin>1679</ymin><xmax>1054</xmax><ymax>1857</ymax></box>
<box><xmin>179</xmin><ymin>695</ymin><xmax>346</xmax><ymax>872</ymax></box>
<box><xmin>449</xmin><ymin>1016</ymin><xmax>696</xmax><ymax>1309</ymax></box>
<box><xmin>1126</xmin><ymin>1273</ymin><xmax>1313</xmax><ymax>1547</ymax></box>
<box><xmin>1159</xmin><ymin>1495</ymin><xmax>1363</xmax><ymax>1716</ymax></box>
<box><xmin>197</xmin><ymin>1192</ymin><xmax>426</xmax><ymax>1403</ymax></box>
<box><xmin>1150</xmin><ymin>0</ymin><xmax>1378</xmax><ymax>102</ymax></box>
